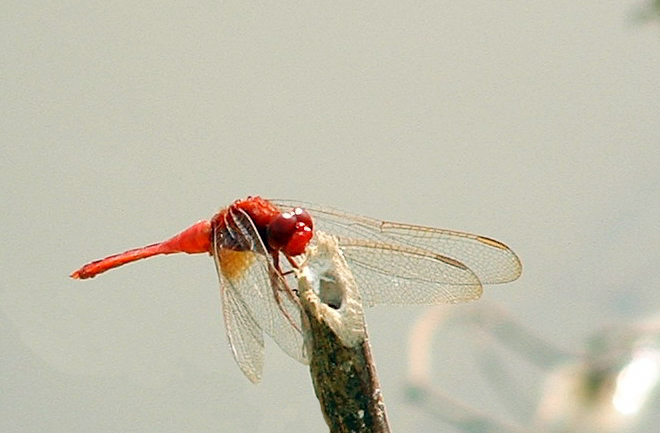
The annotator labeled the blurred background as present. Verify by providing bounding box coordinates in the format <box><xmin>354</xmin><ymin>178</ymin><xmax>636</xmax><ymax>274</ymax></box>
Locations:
<box><xmin>1</xmin><ymin>1</ymin><xmax>659</xmax><ymax>432</ymax></box>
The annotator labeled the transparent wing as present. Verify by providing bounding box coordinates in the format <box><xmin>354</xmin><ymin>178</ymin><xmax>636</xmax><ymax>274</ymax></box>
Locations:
<box><xmin>212</xmin><ymin>207</ymin><xmax>307</xmax><ymax>369</ymax></box>
<box><xmin>220</xmin><ymin>277</ymin><xmax>265</xmax><ymax>383</ymax></box>
<box><xmin>338</xmin><ymin>238</ymin><xmax>482</xmax><ymax>306</ymax></box>
<box><xmin>273</xmin><ymin>200</ymin><xmax>522</xmax><ymax>306</ymax></box>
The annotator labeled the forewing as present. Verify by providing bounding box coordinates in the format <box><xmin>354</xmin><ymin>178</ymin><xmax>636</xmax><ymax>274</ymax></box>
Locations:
<box><xmin>375</xmin><ymin>222</ymin><xmax>521</xmax><ymax>285</ymax></box>
<box><xmin>213</xmin><ymin>207</ymin><xmax>307</xmax><ymax>367</ymax></box>
<box><xmin>274</xmin><ymin>200</ymin><xmax>522</xmax><ymax>286</ymax></box>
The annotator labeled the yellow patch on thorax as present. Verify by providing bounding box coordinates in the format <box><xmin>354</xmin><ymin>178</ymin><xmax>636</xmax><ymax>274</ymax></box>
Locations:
<box><xmin>219</xmin><ymin>249</ymin><xmax>256</xmax><ymax>281</ymax></box>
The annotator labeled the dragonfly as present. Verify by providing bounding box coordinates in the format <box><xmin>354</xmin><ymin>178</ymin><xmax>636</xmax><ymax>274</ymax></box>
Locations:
<box><xmin>70</xmin><ymin>196</ymin><xmax>522</xmax><ymax>382</ymax></box>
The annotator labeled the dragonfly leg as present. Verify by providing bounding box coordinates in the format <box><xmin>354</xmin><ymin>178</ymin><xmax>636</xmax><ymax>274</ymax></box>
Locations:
<box><xmin>269</xmin><ymin>252</ymin><xmax>303</xmax><ymax>333</ymax></box>
<box><xmin>284</xmin><ymin>253</ymin><xmax>300</xmax><ymax>269</ymax></box>
<box><xmin>271</xmin><ymin>253</ymin><xmax>300</xmax><ymax>293</ymax></box>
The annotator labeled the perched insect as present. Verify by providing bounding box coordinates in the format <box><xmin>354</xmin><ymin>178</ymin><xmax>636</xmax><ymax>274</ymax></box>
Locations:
<box><xmin>71</xmin><ymin>196</ymin><xmax>521</xmax><ymax>382</ymax></box>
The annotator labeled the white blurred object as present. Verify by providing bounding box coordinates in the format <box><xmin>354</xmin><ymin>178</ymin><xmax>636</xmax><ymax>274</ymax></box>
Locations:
<box><xmin>535</xmin><ymin>318</ymin><xmax>660</xmax><ymax>433</ymax></box>
<box><xmin>405</xmin><ymin>306</ymin><xmax>660</xmax><ymax>433</ymax></box>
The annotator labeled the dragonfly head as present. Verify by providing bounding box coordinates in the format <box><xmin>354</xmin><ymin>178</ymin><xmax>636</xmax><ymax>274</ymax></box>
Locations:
<box><xmin>267</xmin><ymin>207</ymin><xmax>314</xmax><ymax>256</ymax></box>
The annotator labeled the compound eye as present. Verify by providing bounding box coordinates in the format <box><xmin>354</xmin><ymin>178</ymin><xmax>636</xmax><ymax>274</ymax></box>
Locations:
<box><xmin>292</xmin><ymin>208</ymin><xmax>313</xmax><ymax>231</ymax></box>
<box><xmin>267</xmin><ymin>212</ymin><xmax>296</xmax><ymax>251</ymax></box>
<box><xmin>284</xmin><ymin>225</ymin><xmax>313</xmax><ymax>256</ymax></box>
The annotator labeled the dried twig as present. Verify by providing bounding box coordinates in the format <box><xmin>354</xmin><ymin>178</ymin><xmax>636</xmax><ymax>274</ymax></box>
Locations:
<box><xmin>297</xmin><ymin>232</ymin><xmax>391</xmax><ymax>433</ymax></box>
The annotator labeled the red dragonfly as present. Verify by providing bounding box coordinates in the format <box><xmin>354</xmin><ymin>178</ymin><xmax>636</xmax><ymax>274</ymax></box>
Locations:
<box><xmin>71</xmin><ymin>196</ymin><xmax>521</xmax><ymax>382</ymax></box>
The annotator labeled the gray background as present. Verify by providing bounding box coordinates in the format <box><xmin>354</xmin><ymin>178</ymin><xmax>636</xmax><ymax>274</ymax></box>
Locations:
<box><xmin>2</xmin><ymin>1</ymin><xmax>660</xmax><ymax>432</ymax></box>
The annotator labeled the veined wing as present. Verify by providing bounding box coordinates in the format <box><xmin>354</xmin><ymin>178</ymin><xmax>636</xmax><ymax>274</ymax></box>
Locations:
<box><xmin>220</xmin><ymin>275</ymin><xmax>265</xmax><ymax>383</ymax></box>
<box><xmin>334</xmin><ymin>236</ymin><xmax>483</xmax><ymax>306</ymax></box>
<box><xmin>273</xmin><ymin>200</ymin><xmax>521</xmax><ymax>306</ymax></box>
<box><xmin>212</xmin><ymin>207</ymin><xmax>307</xmax><ymax>380</ymax></box>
